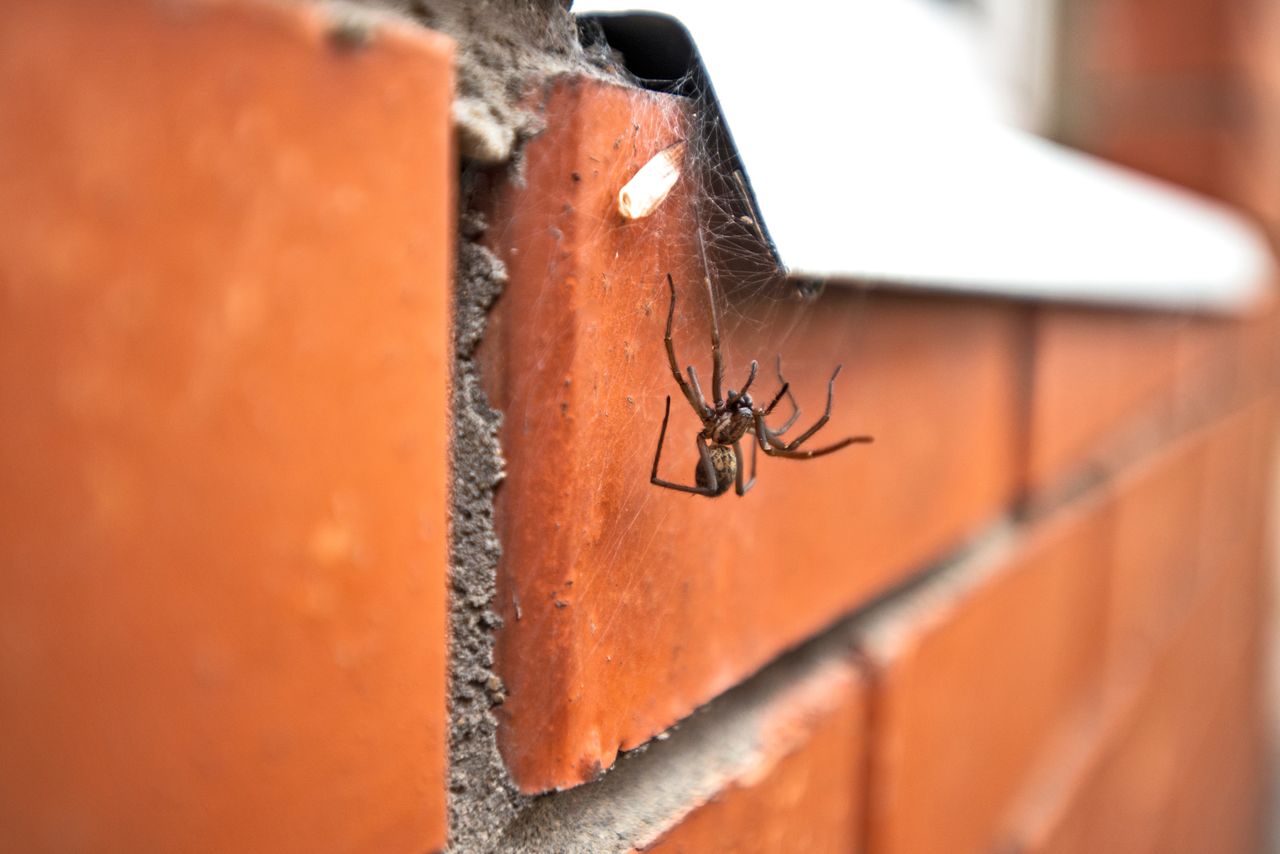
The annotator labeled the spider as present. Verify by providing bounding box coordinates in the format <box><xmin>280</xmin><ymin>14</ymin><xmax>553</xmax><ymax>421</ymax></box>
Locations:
<box><xmin>650</xmin><ymin>273</ymin><xmax>872</xmax><ymax>497</ymax></box>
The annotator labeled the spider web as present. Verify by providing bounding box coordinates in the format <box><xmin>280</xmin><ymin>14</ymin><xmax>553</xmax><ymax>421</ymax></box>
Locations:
<box><xmin>577</xmin><ymin>16</ymin><xmax>876</xmax><ymax>413</ymax></box>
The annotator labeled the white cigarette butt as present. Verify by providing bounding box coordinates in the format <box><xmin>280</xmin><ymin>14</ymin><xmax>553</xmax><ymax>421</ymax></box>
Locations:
<box><xmin>618</xmin><ymin>142</ymin><xmax>685</xmax><ymax>220</ymax></box>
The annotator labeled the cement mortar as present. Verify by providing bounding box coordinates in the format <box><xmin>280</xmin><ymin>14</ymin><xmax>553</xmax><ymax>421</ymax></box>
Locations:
<box><xmin>446</xmin><ymin>205</ymin><xmax>523</xmax><ymax>852</ymax></box>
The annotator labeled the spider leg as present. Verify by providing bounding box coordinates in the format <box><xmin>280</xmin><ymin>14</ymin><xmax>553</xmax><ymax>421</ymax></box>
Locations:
<box><xmin>703</xmin><ymin>275</ymin><xmax>726</xmax><ymax>405</ymax></box>
<box><xmin>773</xmin><ymin>364</ymin><xmax>846</xmax><ymax>451</ymax></box>
<box><xmin>752</xmin><ymin>364</ymin><xmax>872</xmax><ymax>458</ymax></box>
<box><xmin>726</xmin><ymin>360</ymin><xmax>758</xmax><ymax>407</ymax></box>
<box><xmin>734</xmin><ymin>440</ymin><xmax>756</xmax><ymax>495</ymax></box>
<box><xmin>664</xmin><ymin>275</ymin><xmax>711</xmax><ymax>418</ymax></box>
<box><xmin>650</xmin><ymin>396</ymin><xmax>721</xmax><ymax>496</ymax></box>
<box><xmin>687</xmin><ymin>365</ymin><xmax>707</xmax><ymax>409</ymax></box>
<box><xmin>766</xmin><ymin>355</ymin><xmax>802</xmax><ymax>434</ymax></box>
<box><xmin>759</xmin><ymin>434</ymin><xmax>873</xmax><ymax>459</ymax></box>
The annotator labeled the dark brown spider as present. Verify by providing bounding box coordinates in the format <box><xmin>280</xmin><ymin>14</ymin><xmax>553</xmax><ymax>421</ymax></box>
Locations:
<box><xmin>650</xmin><ymin>274</ymin><xmax>872</xmax><ymax>497</ymax></box>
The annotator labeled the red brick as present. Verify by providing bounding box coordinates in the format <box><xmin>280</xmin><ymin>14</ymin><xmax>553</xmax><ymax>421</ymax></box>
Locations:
<box><xmin>1199</xmin><ymin>399</ymin><xmax>1276</xmax><ymax>580</ymax></box>
<box><xmin>1176</xmin><ymin>314</ymin><xmax>1245</xmax><ymax>422</ymax></box>
<box><xmin>1152</xmin><ymin>662</ymin><xmax>1268</xmax><ymax>854</ymax></box>
<box><xmin>1176</xmin><ymin>299</ymin><xmax>1280</xmax><ymax>422</ymax></box>
<box><xmin>480</xmin><ymin>78</ymin><xmax>1023</xmax><ymax>793</ymax></box>
<box><xmin>0</xmin><ymin>2</ymin><xmax>452</xmax><ymax>852</ymax></box>
<box><xmin>1076</xmin><ymin>0</ymin><xmax>1235</xmax><ymax>75</ymax></box>
<box><xmin>1237</xmin><ymin>0</ymin><xmax>1280</xmax><ymax>96</ymax></box>
<box><xmin>641</xmin><ymin>659</ymin><xmax>866</xmax><ymax>854</ymax></box>
<box><xmin>1005</xmin><ymin>533</ymin><xmax>1267</xmax><ymax>854</ymax></box>
<box><xmin>1236</xmin><ymin>296</ymin><xmax>1280</xmax><ymax>398</ymax></box>
<box><xmin>1105</xmin><ymin>399</ymin><xmax>1278</xmax><ymax>682</ymax></box>
<box><xmin>858</xmin><ymin>498</ymin><xmax>1112</xmax><ymax>854</ymax></box>
<box><xmin>1105</xmin><ymin>430</ymin><xmax>1207</xmax><ymax>673</ymax></box>
<box><xmin>1026</xmin><ymin>305</ymin><xmax>1182</xmax><ymax>495</ymax></box>
<box><xmin>1237</xmin><ymin>4</ymin><xmax>1280</xmax><ymax>234</ymax></box>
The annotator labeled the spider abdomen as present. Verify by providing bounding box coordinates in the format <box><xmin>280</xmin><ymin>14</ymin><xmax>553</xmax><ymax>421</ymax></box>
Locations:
<box><xmin>696</xmin><ymin>444</ymin><xmax>737</xmax><ymax>496</ymax></box>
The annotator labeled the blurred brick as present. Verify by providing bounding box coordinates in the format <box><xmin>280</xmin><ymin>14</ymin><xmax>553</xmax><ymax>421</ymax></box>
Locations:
<box><xmin>1106</xmin><ymin>396</ymin><xmax>1279</xmax><ymax>681</ymax></box>
<box><xmin>1236</xmin><ymin>295</ymin><xmax>1280</xmax><ymax>398</ymax></box>
<box><xmin>1237</xmin><ymin>0</ymin><xmax>1280</xmax><ymax>96</ymax></box>
<box><xmin>1236</xmin><ymin>0</ymin><xmax>1280</xmax><ymax>231</ymax></box>
<box><xmin>1026</xmin><ymin>305</ymin><xmax>1182</xmax><ymax>495</ymax></box>
<box><xmin>1151</xmin><ymin>662</ymin><xmax>1268</xmax><ymax>854</ymax></box>
<box><xmin>1076</xmin><ymin>0</ymin><xmax>1235</xmax><ymax>76</ymax></box>
<box><xmin>1176</xmin><ymin>298</ymin><xmax>1280</xmax><ymax>424</ymax></box>
<box><xmin>1105</xmin><ymin>430</ymin><xmax>1206</xmax><ymax>673</ymax></box>
<box><xmin>0</xmin><ymin>2</ymin><xmax>453</xmax><ymax>852</ymax></box>
<box><xmin>1199</xmin><ymin>398</ymin><xmax>1276</xmax><ymax>580</ymax></box>
<box><xmin>480</xmin><ymin>77</ymin><xmax>1024</xmax><ymax>793</ymax></box>
<box><xmin>641</xmin><ymin>659</ymin><xmax>866</xmax><ymax>854</ymax></box>
<box><xmin>858</xmin><ymin>498</ymin><xmax>1112</xmax><ymax>854</ymax></box>
<box><xmin>1097</xmin><ymin>126</ymin><xmax>1233</xmax><ymax>199</ymax></box>
<box><xmin>1174</xmin><ymin>315</ymin><xmax>1241</xmax><ymax>421</ymax></box>
<box><xmin>1005</xmin><ymin>533</ymin><xmax>1267</xmax><ymax>854</ymax></box>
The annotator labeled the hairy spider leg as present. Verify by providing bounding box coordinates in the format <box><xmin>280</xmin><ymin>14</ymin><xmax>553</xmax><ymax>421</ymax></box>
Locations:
<box><xmin>726</xmin><ymin>360</ymin><xmax>758</xmax><ymax>407</ymax></box>
<box><xmin>755</xmin><ymin>364</ymin><xmax>873</xmax><ymax>457</ymax></box>
<box><xmin>758</xmin><ymin>430</ymin><xmax>872</xmax><ymax>459</ymax></box>
<box><xmin>733</xmin><ymin>440</ymin><xmax>756</xmax><ymax>495</ymax></box>
<box><xmin>664</xmin><ymin>275</ymin><xmax>711</xmax><ymax>419</ymax></box>
<box><xmin>703</xmin><ymin>276</ymin><xmax>726</xmax><ymax>405</ymax></box>
<box><xmin>687</xmin><ymin>365</ymin><xmax>707</xmax><ymax>407</ymax></box>
<box><xmin>773</xmin><ymin>365</ymin><xmax>845</xmax><ymax>450</ymax></box>
<box><xmin>768</xmin><ymin>355</ymin><xmax>802</xmax><ymax>435</ymax></box>
<box><xmin>650</xmin><ymin>395</ymin><xmax>723</xmax><ymax>496</ymax></box>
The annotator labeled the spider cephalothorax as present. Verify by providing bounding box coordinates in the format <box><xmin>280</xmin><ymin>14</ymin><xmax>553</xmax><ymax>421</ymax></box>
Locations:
<box><xmin>650</xmin><ymin>274</ymin><xmax>872</xmax><ymax>498</ymax></box>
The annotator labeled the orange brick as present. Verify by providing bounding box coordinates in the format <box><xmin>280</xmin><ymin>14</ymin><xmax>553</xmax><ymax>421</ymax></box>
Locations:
<box><xmin>1026</xmin><ymin>305</ymin><xmax>1182</xmax><ymax>495</ymax></box>
<box><xmin>1076</xmin><ymin>0</ymin><xmax>1235</xmax><ymax>75</ymax></box>
<box><xmin>1087</xmin><ymin>123</ymin><xmax>1233</xmax><ymax>199</ymax></box>
<box><xmin>858</xmin><ymin>499</ymin><xmax>1112</xmax><ymax>854</ymax></box>
<box><xmin>1151</xmin><ymin>662</ymin><xmax>1268</xmax><ymax>854</ymax></box>
<box><xmin>1006</xmin><ymin>535</ymin><xmax>1267</xmax><ymax>854</ymax></box>
<box><xmin>1199</xmin><ymin>399</ymin><xmax>1275</xmax><ymax>580</ymax></box>
<box><xmin>1176</xmin><ymin>299</ymin><xmax>1280</xmax><ymax>423</ymax></box>
<box><xmin>1105</xmin><ymin>398</ymin><xmax>1278</xmax><ymax>682</ymax></box>
<box><xmin>1106</xmin><ymin>430</ymin><xmax>1207</xmax><ymax>673</ymax></box>
<box><xmin>0</xmin><ymin>2</ymin><xmax>452</xmax><ymax>852</ymax></box>
<box><xmin>1236</xmin><ymin>295</ymin><xmax>1280</xmax><ymax>398</ymax></box>
<box><xmin>480</xmin><ymin>78</ymin><xmax>1023</xmax><ymax>793</ymax></box>
<box><xmin>1175</xmin><ymin>315</ymin><xmax>1241</xmax><ymax>421</ymax></box>
<box><xmin>641</xmin><ymin>659</ymin><xmax>866</xmax><ymax>854</ymax></box>
<box><xmin>1237</xmin><ymin>0</ymin><xmax>1280</xmax><ymax>97</ymax></box>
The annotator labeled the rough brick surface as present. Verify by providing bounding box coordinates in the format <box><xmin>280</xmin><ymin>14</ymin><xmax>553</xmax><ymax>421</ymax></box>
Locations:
<box><xmin>858</xmin><ymin>501</ymin><xmax>1113</xmax><ymax>854</ymax></box>
<box><xmin>480</xmin><ymin>77</ymin><xmax>1024</xmax><ymax>793</ymax></box>
<box><xmin>0</xmin><ymin>2</ymin><xmax>453</xmax><ymax>851</ymax></box>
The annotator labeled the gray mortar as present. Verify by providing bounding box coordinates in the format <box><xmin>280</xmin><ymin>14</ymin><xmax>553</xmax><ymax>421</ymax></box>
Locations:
<box><xmin>446</xmin><ymin>206</ymin><xmax>524</xmax><ymax>853</ymax></box>
<box><xmin>359</xmin><ymin>0</ymin><xmax>618</xmax><ymax>165</ymax></box>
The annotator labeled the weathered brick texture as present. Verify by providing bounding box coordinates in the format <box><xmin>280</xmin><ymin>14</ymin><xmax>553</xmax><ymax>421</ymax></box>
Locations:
<box><xmin>0</xmin><ymin>2</ymin><xmax>453</xmax><ymax>851</ymax></box>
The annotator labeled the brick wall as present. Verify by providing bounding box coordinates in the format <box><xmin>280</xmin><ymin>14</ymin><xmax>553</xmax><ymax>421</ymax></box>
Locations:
<box><xmin>1</xmin><ymin>2</ymin><xmax>1276</xmax><ymax>853</ymax></box>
